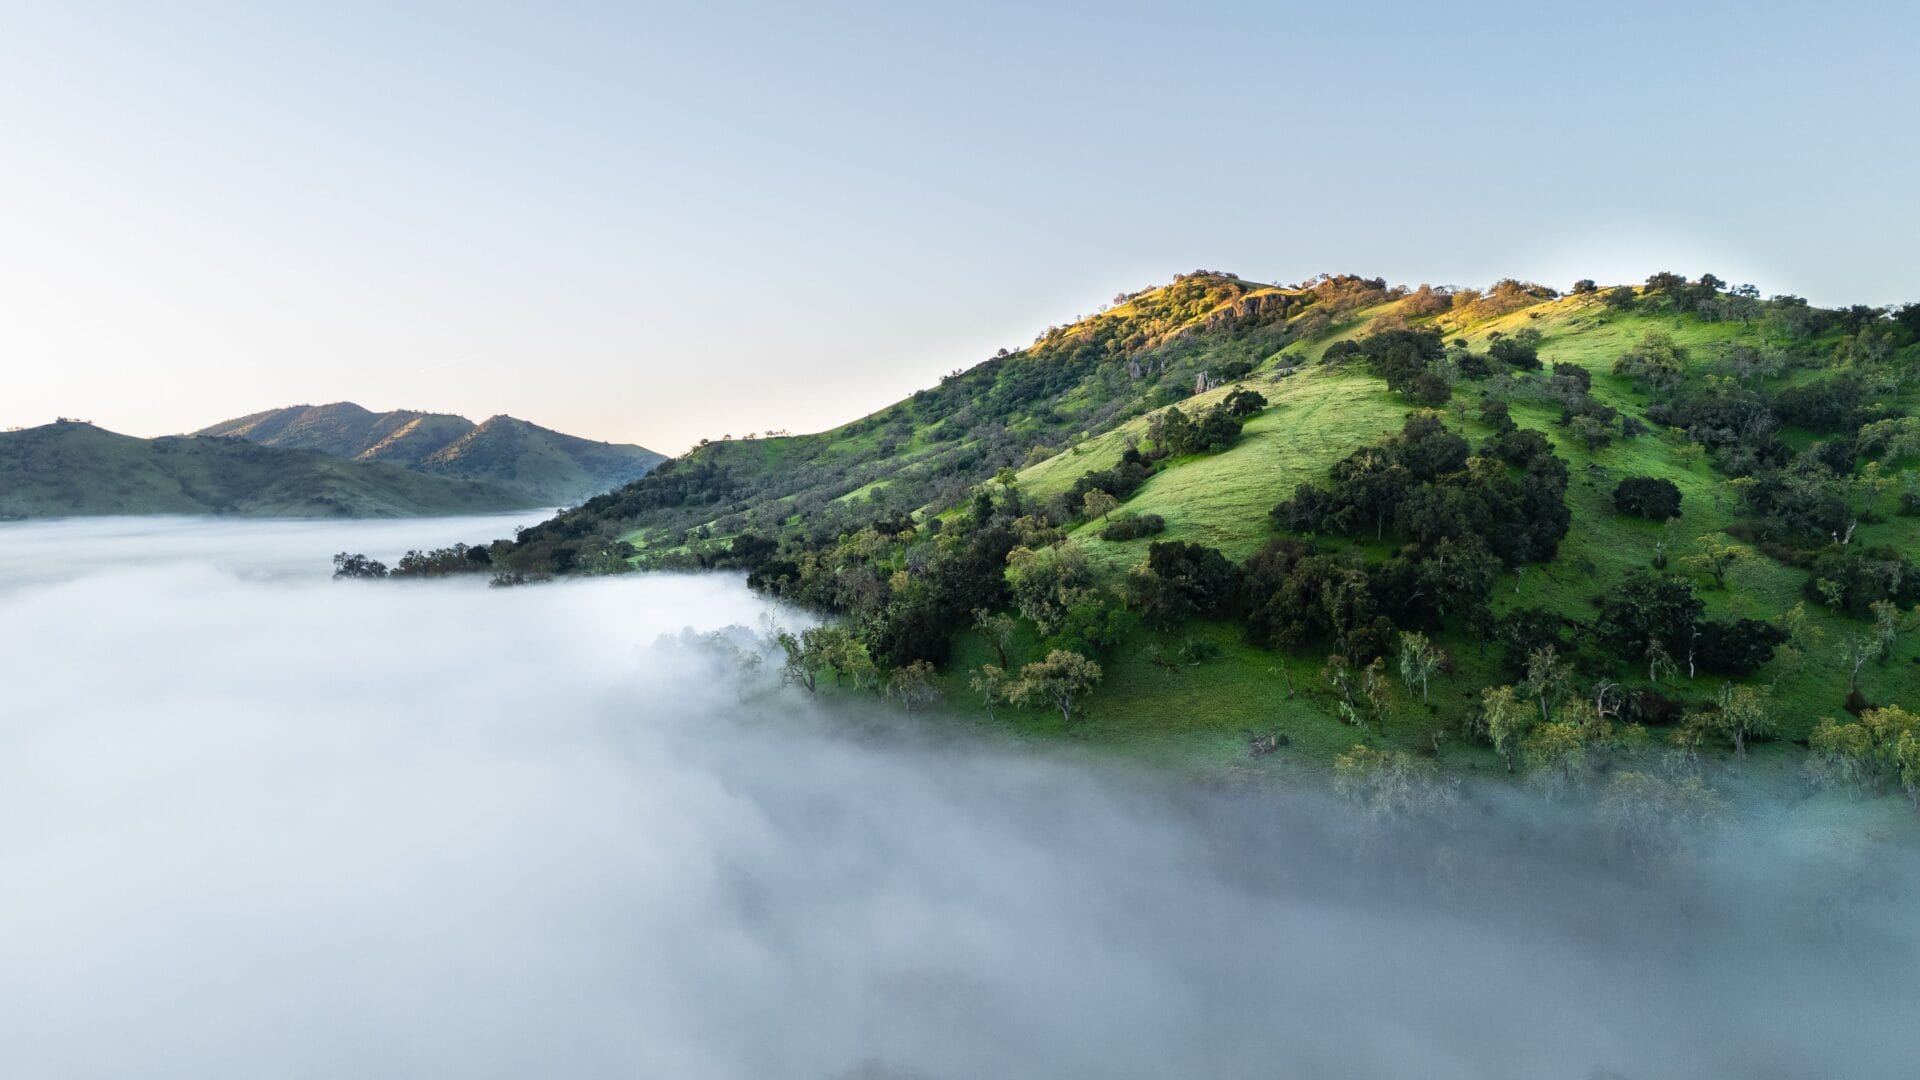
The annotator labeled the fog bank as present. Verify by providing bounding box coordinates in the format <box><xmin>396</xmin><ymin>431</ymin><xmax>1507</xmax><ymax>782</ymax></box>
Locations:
<box><xmin>0</xmin><ymin>517</ymin><xmax>1914</xmax><ymax>1079</ymax></box>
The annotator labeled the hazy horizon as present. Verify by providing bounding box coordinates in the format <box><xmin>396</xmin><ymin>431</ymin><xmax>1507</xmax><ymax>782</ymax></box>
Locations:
<box><xmin>5</xmin><ymin>2</ymin><xmax>1920</xmax><ymax>451</ymax></box>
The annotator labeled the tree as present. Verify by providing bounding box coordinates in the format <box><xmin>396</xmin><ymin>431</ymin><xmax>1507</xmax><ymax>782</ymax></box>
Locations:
<box><xmin>972</xmin><ymin>608</ymin><xmax>1016</xmax><ymax>670</ymax></box>
<box><xmin>1006</xmin><ymin>544</ymin><xmax>1093</xmax><ymax>636</ymax></box>
<box><xmin>1684</xmin><ymin>537</ymin><xmax>1748</xmax><ymax>590</ymax></box>
<box><xmin>1522</xmin><ymin>645</ymin><xmax>1574</xmax><ymax>724</ymax></box>
<box><xmin>1600</xmin><ymin>772</ymin><xmax>1722</xmax><ymax>860</ymax></box>
<box><xmin>811</xmin><ymin>624</ymin><xmax>878</xmax><ymax>691</ymax></box>
<box><xmin>1323</xmin><ymin>653</ymin><xmax>1361</xmax><ymax>727</ymax></box>
<box><xmin>1685</xmin><ymin>683</ymin><xmax>1775</xmax><ymax>757</ymax></box>
<box><xmin>970</xmin><ymin>664</ymin><xmax>1010</xmax><ymax>718</ymax></box>
<box><xmin>886</xmin><ymin>661</ymin><xmax>943</xmax><ymax>714</ymax></box>
<box><xmin>1612</xmin><ymin>331</ymin><xmax>1687</xmax><ymax>392</ymax></box>
<box><xmin>775</xmin><ymin>629</ymin><xmax>819</xmax><ymax>694</ymax></box>
<box><xmin>1480</xmin><ymin>684</ymin><xmax>1534</xmax><ymax>772</ymax></box>
<box><xmin>1570</xmin><ymin>415</ymin><xmax>1611</xmax><ymax>452</ymax></box>
<box><xmin>1359</xmin><ymin>656</ymin><xmax>1391</xmax><ymax>729</ymax></box>
<box><xmin>1522</xmin><ymin>720</ymin><xmax>1591</xmax><ymax>798</ymax></box>
<box><xmin>1007</xmin><ymin>650</ymin><xmax>1102</xmax><ymax>724</ymax></box>
<box><xmin>1126</xmin><ymin>540</ymin><xmax>1242</xmax><ymax>629</ymax></box>
<box><xmin>1081</xmin><ymin>489</ymin><xmax>1120</xmax><ymax>522</ymax></box>
<box><xmin>1333</xmin><ymin>745</ymin><xmax>1454</xmax><ymax>826</ymax></box>
<box><xmin>1396</xmin><ymin>630</ymin><xmax>1442</xmax><ymax>704</ymax></box>
<box><xmin>1694</xmin><ymin>618</ymin><xmax>1787</xmax><ymax>676</ymax></box>
<box><xmin>1869</xmin><ymin>599</ymin><xmax>1904</xmax><ymax>663</ymax></box>
<box><xmin>1809</xmin><ymin>706</ymin><xmax>1920</xmax><ymax>807</ymax></box>
<box><xmin>1611</xmin><ymin>476</ymin><xmax>1683</xmax><ymax>521</ymax></box>
<box><xmin>1838</xmin><ymin>632</ymin><xmax>1885</xmax><ymax>694</ymax></box>
<box><xmin>1595</xmin><ymin>572</ymin><xmax>1704</xmax><ymax>675</ymax></box>
<box><xmin>332</xmin><ymin>552</ymin><xmax>390</xmax><ymax>579</ymax></box>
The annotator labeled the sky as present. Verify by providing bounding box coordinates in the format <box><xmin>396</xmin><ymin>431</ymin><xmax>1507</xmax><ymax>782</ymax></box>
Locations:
<box><xmin>3</xmin><ymin>1</ymin><xmax>1917</xmax><ymax>453</ymax></box>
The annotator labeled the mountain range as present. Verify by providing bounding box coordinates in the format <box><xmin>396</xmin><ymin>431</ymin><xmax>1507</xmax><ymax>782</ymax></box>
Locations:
<box><xmin>0</xmin><ymin>404</ymin><xmax>664</xmax><ymax>519</ymax></box>
<box><xmin>195</xmin><ymin>403</ymin><xmax>665</xmax><ymax>505</ymax></box>
<box><xmin>0</xmin><ymin>420</ymin><xmax>533</xmax><ymax>518</ymax></box>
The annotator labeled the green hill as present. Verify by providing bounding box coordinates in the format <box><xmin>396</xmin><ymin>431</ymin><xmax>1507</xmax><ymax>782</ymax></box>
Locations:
<box><xmin>0</xmin><ymin>420</ymin><xmax>541</xmax><ymax>518</ymax></box>
<box><xmin>196</xmin><ymin>402</ymin><xmax>665</xmax><ymax>504</ymax></box>
<box><xmin>475</xmin><ymin>271</ymin><xmax>1920</xmax><ymax>781</ymax></box>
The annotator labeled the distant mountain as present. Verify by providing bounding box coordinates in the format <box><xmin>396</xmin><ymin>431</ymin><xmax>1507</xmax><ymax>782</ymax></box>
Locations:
<box><xmin>0</xmin><ymin>420</ymin><xmax>540</xmax><ymax>519</ymax></box>
<box><xmin>196</xmin><ymin>403</ymin><xmax>665</xmax><ymax>504</ymax></box>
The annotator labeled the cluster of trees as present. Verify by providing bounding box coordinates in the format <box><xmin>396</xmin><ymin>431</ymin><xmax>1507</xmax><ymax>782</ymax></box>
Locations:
<box><xmin>1273</xmin><ymin>412</ymin><xmax>1571</xmax><ymax>565</ymax></box>
<box><xmin>1810</xmin><ymin>706</ymin><xmax>1920</xmax><ymax>805</ymax></box>
<box><xmin>1146</xmin><ymin>387</ymin><xmax>1267</xmax><ymax>456</ymax></box>
<box><xmin>1324</xmin><ymin>328</ymin><xmax>1452</xmax><ymax>405</ymax></box>
<box><xmin>1592</xmin><ymin>571</ymin><xmax>1788</xmax><ymax>681</ymax></box>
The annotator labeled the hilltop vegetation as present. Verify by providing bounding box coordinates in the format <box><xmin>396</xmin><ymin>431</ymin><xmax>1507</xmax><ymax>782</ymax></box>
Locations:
<box><xmin>0</xmin><ymin>420</ymin><xmax>537</xmax><ymax>518</ymax></box>
<box><xmin>440</xmin><ymin>269</ymin><xmax>1920</xmax><ymax>806</ymax></box>
<box><xmin>197</xmin><ymin>402</ymin><xmax>665</xmax><ymax>504</ymax></box>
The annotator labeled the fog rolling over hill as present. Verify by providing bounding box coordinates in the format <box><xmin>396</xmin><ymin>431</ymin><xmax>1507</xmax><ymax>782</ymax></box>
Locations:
<box><xmin>197</xmin><ymin>402</ymin><xmax>666</xmax><ymax>504</ymax></box>
<box><xmin>0</xmin><ymin>420</ymin><xmax>540</xmax><ymax>519</ymax></box>
<box><xmin>1</xmin><ymin>517</ymin><xmax>1915</xmax><ymax>1079</ymax></box>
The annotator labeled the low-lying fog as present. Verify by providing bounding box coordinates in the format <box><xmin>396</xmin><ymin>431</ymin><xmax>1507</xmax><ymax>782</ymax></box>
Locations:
<box><xmin>1</xmin><ymin>516</ymin><xmax>1914</xmax><ymax>1079</ymax></box>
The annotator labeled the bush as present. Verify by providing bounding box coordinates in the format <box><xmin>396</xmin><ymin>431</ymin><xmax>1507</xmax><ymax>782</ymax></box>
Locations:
<box><xmin>1612</xmin><ymin>476</ymin><xmax>1684</xmax><ymax>520</ymax></box>
<box><xmin>1100</xmin><ymin>513</ymin><xmax>1166</xmax><ymax>542</ymax></box>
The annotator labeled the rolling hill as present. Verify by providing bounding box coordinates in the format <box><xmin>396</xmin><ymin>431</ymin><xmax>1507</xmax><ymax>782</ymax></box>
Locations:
<box><xmin>197</xmin><ymin>402</ymin><xmax>665</xmax><ymax>504</ymax></box>
<box><xmin>0</xmin><ymin>420</ymin><xmax>541</xmax><ymax>518</ymax></box>
<box><xmin>457</xmin><ymin>271</ymin><xmax>1920</xmax><ymax>783</ymax></box>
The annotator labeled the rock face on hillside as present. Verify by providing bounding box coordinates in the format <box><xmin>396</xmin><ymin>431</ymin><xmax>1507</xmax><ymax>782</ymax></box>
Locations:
<box><xmin>0</xmin><ymin>420</ymin><xmax>538</xmax><ymax>519</ymax></box>
<box><xmin>197</xmin><ymin>403</ymin><xmax>666</xmax><ymax>504</ymax></box>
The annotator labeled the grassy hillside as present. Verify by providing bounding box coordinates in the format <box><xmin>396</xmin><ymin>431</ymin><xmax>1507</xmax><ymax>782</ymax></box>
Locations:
<box><xmin>197</xmin><ymin>402</ymin><xmax>665</xmax><ymax>504</ymax></box>
<box><xmin>479</xmin><ymin>271</ymin><xmax>1920</xmax><ymax>793</ymax></box>
<box><xmin>0</xmin><ymin>421</ymin><xmax>540</xmax><ymax>518</ymax></box>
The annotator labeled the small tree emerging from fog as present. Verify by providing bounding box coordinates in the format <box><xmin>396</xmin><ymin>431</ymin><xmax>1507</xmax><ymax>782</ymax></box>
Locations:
<box><xmin>332</xmin><ymin>552</ymin><xmax>389</xmax><ymax>579</ymax></box>
<box><xmin>1600</xmin><ymin>771</ymin><xmax>1723</xmax><ymax>860</ymax></box>
<box><xmin>1522</xmin><ymin>645</ymin><xmax>1574</xmax><ymax>724</ymax></box>
<box><xmin>1007</xmin><ymin>650</ymin><xmax>1102</xmax><ymax>725</ymax></box>
<box><xmin>775</xmin><ymin>629</ymin><xmax>818</xmax><ymax>694</ymax></box>
<box><xmin>1685</xmin><ymin>683</ymin><xmax>1776</xmax><ymax>758</ymax></box>
<box><xmin>1480</xmin><ymin>685</ymin><xmax>1534</xmax><ymax>772</ymax></box>
<box><xmin>886</xmin><ymin>661</ymin><xmax>942</xmax><ymax>714</ymax></box>
<box><xmin>1333</xmin><ymin>744</ymin><xmax>1455</xmax><ymax>829</ymax></box>
<box><xmin>1397</xmin><ymin>630</ymin><xmax>1442</xmax><ymax>704</ymax></box>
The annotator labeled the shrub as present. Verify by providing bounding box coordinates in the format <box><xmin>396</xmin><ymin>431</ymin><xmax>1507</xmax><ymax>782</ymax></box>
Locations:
<box><xmin>1100</xmin><ymin>513</ymin><xmax>1166</xmax><ymax>542</ymax></box>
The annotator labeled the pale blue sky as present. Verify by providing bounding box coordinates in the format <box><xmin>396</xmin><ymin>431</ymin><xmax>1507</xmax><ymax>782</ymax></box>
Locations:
<box><xmin>3</xmin><ymin>1</ymin><xmax>1916</xmax><ymax>451</ymax></box>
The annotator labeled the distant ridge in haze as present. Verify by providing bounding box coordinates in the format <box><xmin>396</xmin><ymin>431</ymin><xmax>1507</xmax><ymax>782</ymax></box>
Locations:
<box><xmin>196</xmin><ymin>403</ymin><xmax>666</xmax><ymax>504</ymax></box>
<box><xmin>0</xmin><ymin>420</ymin><xmax>537</xmax><ymax>519</ymax></box>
